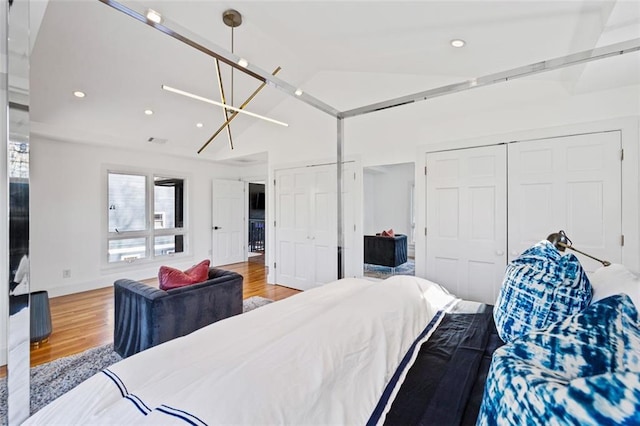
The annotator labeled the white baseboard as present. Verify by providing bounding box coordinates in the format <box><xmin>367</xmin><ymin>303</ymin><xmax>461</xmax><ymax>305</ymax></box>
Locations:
<box><xmin>0</xmin><ymin>342</ymin><xmax>6</xmax><ymax>366</ymax></box>
<box><xmin>39</xmin><ymin>279</ymin><xmax>113</xmax><ymax>298</ymax></box>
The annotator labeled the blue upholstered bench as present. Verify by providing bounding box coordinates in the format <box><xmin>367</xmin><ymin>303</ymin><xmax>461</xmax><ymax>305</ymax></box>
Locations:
<box><xmin>114</xmin><ymin>268</ymin><xmax>243</xmax><ymax>358</ymax></box>
<box><xmin>364</xmin><ymin>234</ymin><xmax>408</xmax><ymax>268</ymax></box>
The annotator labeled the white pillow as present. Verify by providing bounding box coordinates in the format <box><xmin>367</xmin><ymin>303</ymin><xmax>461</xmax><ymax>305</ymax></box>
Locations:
<box><xmin>590</xmin><ymin>264</ymin><xmax>640</xmax><ymax>308</ymax></box>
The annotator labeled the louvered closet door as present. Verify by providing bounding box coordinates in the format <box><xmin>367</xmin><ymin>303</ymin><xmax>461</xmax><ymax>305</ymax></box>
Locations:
<box><xmin>425</xmin><ymin>145</ymin><xmax>507</xmax><ymax>304</ymax></box>
<box><xmin>508</xmin><ymin>131</ymin><xmax>622</xmax><ymax>272</ymax></box>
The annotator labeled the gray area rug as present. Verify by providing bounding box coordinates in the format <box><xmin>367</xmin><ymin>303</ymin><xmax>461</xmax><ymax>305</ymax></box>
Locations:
<box><xmin>0</xmin><ymin>296</ymin><xmax>273</xmax><ymax>424</ymax></box>
<box><xmin>364</xmin><ymin>259</ymin><xmax>415</xmax><ymax>279</ymax></box>
<box><xmin>243</xmin><ymin>295</ymin><xmax>273</xmax><ymax>312</ymax></box>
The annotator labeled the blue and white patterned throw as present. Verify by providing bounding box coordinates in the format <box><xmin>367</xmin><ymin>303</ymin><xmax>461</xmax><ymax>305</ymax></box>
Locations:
<box><xmin>478</xmin><ymin>294</ymin><xmax>640</xmax><ymax>425</ymax></box>
<box><xmin>494</xmin><ymin>240</ymin><xmax>592</xmax><ymax>343</ymax></box>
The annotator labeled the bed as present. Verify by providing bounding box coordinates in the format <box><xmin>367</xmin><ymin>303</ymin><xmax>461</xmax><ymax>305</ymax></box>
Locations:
<box><xmin>24</xmin><ymin>258</ymin><xmax>640</xmax><ymax>425</ymax></box>
<box><xmin>24</xmin><ymin>275</ymin><xmax>501</xmax><ymax>425</ymax></box>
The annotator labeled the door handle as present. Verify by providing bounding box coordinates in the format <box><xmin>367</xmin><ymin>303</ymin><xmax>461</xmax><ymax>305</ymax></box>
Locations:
<box><xmin>213</xmin><ymin>226</ymin><xmax>222</xmax><ymax>230</ymax></box>
<box><xmin>496</xmin><ymin>250</ymin><xmax>504</xmax><ymax>256</ymax></box>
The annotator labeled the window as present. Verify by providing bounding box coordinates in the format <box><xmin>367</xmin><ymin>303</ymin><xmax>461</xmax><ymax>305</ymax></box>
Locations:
<box><xmin>9</xmin><ymin>141</ymin><xmax>29</xmax><ymax>179</ymax></box>
<box><xmin>107</xmin><ymin>171</ymin><xmax>186</xmax><ymax>264</ymax></box>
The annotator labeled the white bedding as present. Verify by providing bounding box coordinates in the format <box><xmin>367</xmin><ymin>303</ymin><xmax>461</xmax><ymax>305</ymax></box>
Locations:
<box><xmin>26</xmin><ymin>276</ymin><xmax>456</xmax><ymax>425</ymax></box>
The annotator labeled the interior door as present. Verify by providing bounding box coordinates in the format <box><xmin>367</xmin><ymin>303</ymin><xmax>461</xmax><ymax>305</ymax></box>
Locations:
<box><xmin>508</xmin><ymin>131</ymin><xmax>622</xmax><ymax>272</ymax></box>
<box><xmin>309</xmin><ymin>166</ymin><xmax>337</xmax><ymax>286</ymax></box>
<box><xmin>275</xmin><ymin>164</ymin><xmax>355</xmax><ymax>290</ymax></box>
<box><xmin>425</xmin><ymin>145</ymin><xmax>507</xmax><ymax>304</ymax></box>
<box><xmin>211</xmin><ymin>179</ymin><xmax>246</xmax><ymax>266</ymax></box>
<box><xmin>275</xmin><ymin>168</ymin><xmax>314</xmax><ymax>289</ymax></box>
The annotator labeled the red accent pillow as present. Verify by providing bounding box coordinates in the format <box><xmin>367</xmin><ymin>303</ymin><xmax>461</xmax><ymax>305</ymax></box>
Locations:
<box><xmin>158</xmin><ymin>259</ymin><xmax>210</xmax><ymax>291</ymax></box>
<box><xmin>381</xmin><ymin>228</ymin><xmax>395</xmax><ymax>237</ymax></box>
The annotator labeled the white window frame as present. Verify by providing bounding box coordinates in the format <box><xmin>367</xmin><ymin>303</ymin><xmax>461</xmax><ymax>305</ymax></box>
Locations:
<box><xmin>102</xmin><ymin>166</ymin><xmax>190</xmax><ymax>267</ymax></box>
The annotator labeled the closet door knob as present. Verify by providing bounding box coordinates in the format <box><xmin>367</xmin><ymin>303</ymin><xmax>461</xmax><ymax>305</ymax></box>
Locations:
<box><xmin>496</xmin><ymin>250</ymin><xmax>504</xmax><ymax>256</ymax></box>
<box><xmin>510</xmin><ymin>250</ymin><xmax>519</xmax><ymax>256</ymax></box>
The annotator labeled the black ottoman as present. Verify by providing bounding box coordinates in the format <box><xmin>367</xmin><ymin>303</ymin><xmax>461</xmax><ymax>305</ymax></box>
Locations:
<box><xmin>364</xmin><ymin>234</ymin><xmax>408</xmax><ymax>268</ymax></box>
<box><xmin>30</xmin><ymin>290</ymin><xmax>53</xmax><ymax>346</ymax></box>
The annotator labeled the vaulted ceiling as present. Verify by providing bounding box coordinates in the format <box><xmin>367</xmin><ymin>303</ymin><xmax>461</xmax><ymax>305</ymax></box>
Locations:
<box><xmin>24</xmin><ymin>0</ymin><xmax>640</xmax><ymax>164</ymax></box>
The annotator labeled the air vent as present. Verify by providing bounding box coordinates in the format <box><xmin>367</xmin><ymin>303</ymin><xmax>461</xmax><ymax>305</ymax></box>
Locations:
<box><xmin>147</xmin><ymin>137</ymin><xmax>168</xmax><ymax>144</ymax></box>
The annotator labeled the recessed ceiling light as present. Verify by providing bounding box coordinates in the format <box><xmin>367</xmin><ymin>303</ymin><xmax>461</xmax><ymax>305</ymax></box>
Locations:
<box><xmin>73</xmin><ymin>91</ymin><xmax>86</xmax><ymax>98</ymax></box>
<box><xmin>294</xmin><ymin>89</ymin><xmax>303</xmax><ymax>96</ymax></box>
<box><xmin>238</xmin><ymin>58</ymin><xmax>249</xmax><ymax>68</ymax></box>
<box><xmin>196</xmin><ymin>122</ymin><xmax>204</xmax><ymax>128</ymax></box>
<box><xmin>146</xmin><ymin>9</ymin><xmax>163</xmax><ymax>24</ymax></box>
<box><xmin>451</xmin><ymin>39</ymin><xmax>466</xmax><ymax>48</ymax></box>
<box><xmin>144</xmin><ymin>109</ymin><xmax>154</xmax><ymax>115</ymax></box>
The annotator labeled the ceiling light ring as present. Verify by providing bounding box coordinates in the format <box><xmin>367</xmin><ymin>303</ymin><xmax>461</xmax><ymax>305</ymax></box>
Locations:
<box><xmin>222</xmin><ymin>9</ymin><xmax>242</xmax><ymax>28</ymax></box>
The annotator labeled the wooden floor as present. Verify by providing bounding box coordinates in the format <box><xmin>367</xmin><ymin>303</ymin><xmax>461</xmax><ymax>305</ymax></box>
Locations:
<box><xmin>26</xmin><ymin>256</ymin><xmax>299</xmax><ymax>369</ymax></box>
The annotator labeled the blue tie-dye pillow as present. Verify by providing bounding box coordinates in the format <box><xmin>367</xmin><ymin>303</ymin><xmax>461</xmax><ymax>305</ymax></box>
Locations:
<box><xmin>494</xmin><ymin>240</ymin><xmax>592</xmax><ymax>343</ymax></box>
<box><xmin>478</xmin><ymin>294</ymin><xmax>640</xmax><ymax>425</ymax></box>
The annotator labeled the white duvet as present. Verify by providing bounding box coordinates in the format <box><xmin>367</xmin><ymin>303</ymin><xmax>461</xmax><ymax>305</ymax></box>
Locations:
<box><xmin>26</xmin><ymin>276</ymin><xmax>456</xmax><ymax>425</ymax></box>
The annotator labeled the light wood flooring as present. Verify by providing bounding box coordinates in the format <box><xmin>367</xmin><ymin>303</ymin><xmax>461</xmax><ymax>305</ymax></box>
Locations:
<box><xmin>14</xmin><ymin>256</ymin><xmax>299</xmax><ymax>374</ymax></box>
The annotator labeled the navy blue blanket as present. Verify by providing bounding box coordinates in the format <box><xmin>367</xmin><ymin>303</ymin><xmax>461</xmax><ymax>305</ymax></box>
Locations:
<box><xmin>369</xmin><ymin>303</ymin><xmax>503</xmax><ymax>426</ymax></box>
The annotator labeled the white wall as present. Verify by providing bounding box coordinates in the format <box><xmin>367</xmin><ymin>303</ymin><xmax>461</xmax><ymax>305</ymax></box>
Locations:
<box><xmin>25</xmin><ymin>67</ymin><xmax>640</xmax><ymax>295</ymax></box>
<box><xmin>230</xmin><ymin>67</ymin><xmax>640</xmax><ymax>168</ymax></box>
<box><xmin>29</xmin><ymin>136</ymin><xmax>264</xmax><ymax>297</ymax></box>
<box><xmin>363</xmin><ymin>163</ymin><xmax>414</xmax><ymax>238</ymax></box>
<box><xmin>228</xmin><ymin>68</ymin><xmax>640</xmax><ymax>284</ymax></box>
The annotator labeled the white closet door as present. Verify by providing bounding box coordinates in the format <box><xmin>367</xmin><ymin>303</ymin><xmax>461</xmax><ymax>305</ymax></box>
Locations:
<box><xmin>211</xmin><ymin>179</ymin><xmax>245</xmax><ymax>266</ymax></box>
<box><xmin>508</xmin><ymin>131</ymin><xmax>622</xmax><ymax>272</ymax></box>
<box><xmin>275</xmin><ymin>164</ymin><xmax>356</xmax><ymax>290</ymax></box>
<box><xmin>310</xmin><ymin>167</ymin><xmax>338</xmax><ymax>286</ymax></box>
<box><xmin>426</xmin><ymin>145</ymin><xmax>507</xmax><ymax>304</ymax></box>
<box><xmin>275</xmin><ymin>168</ymin><xmax>314</xmax><ymax>290</ymax></box>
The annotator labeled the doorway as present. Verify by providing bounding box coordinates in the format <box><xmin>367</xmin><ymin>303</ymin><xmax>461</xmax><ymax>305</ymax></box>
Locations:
<box><xmin>363</xmin><ymin>162</ymin><xmax>415</xmax><ymax>279</ymax></box>
<box><xmin>248</xmin><ymin>182</ymin><xmax>265</xmax><ymax>265</ymax></box>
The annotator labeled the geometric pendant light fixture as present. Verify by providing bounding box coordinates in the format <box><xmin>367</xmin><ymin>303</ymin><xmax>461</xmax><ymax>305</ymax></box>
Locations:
<box><xmin>160</xmin><ymin>8</ymin><xmax>286</xmax><ymax>153</ymax></box>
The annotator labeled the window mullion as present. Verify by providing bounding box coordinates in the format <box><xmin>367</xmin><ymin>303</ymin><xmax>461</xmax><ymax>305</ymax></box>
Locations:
<box><xmin>108</xmin><ymin>230</ymin><xmax>150</xmax><ymax>239</ymax></box>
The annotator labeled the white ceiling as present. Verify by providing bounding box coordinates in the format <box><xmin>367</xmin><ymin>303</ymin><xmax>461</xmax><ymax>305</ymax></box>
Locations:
<box><xmin>24</xmin><ymin>0</ymin><xmax>640</xmax><ymax>164</ymax></box>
